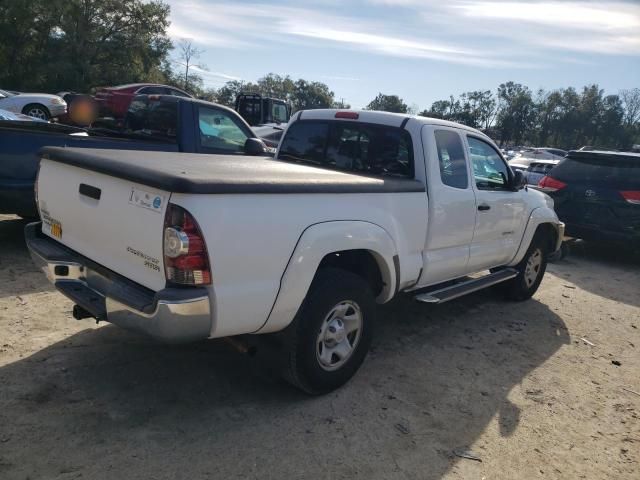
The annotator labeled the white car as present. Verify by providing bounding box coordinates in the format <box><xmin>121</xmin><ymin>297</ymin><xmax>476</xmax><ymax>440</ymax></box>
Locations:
<box><xmin>26</xmin><ymin>109</ymin><xmax>564</xmax><ymax>394</ymax></box>
<box><xmin>0</xmin><ymin>89</ymin><xmax>67</xmax><ymax>120</ymax></box>
<box><xmin>512</xmin><ymin>147</ymin><xmax>567</xmax><ymax>167</ymax></box>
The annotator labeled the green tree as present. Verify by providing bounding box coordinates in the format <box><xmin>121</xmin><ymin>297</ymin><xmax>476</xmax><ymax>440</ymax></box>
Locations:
<box><xmin>0</xmin><ymin>0</ymin><xmax>172</xmax><ymax>92</ymax></box>
<box><xmin>495</xmin><ymin>82</ymin><xmax>535</xmax><ymax>146</ymax></box>
<box><xmin>292</xmin><ymin>79</ymin><xmax>334</xmax><ymax>111</ymax></box>
<box><xmin>366</xmin><ymin>93</ymin><xmax>408</xmax><ymax>113</ymax></box>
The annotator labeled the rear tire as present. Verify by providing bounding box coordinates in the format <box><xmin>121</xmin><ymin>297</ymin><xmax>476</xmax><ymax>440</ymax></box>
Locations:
<box><xmin>282</xmin><ymin>268</ymin><xmax>375</xmax><ymax>395</ymax></box>
<box><xmin>22</xmin><ymin>103</ymin><xmax>50</xmax><ymax>120</ymax></box>
<box><xmin>502</xmin><ymin>232</ymin><xmax>549</xmax><ymax>301</ymax></box>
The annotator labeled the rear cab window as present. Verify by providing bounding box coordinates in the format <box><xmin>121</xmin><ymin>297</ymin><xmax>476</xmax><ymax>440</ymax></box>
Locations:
<box><xmin>279</xmin><ymin>120</ymin><xmax>414</xmax><ymax>178</ymax></box>
<box><xmin>125</xmin><ymin>97</ymin><xmax>178</xmax><ymax>142</ymax></box>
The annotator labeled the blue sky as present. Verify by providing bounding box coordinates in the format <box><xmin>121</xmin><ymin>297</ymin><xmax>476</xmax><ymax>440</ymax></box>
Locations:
<box><xmin>166</xmin><ymin>0</ymin><xmax>640</xmax><ymax>109</ymax></box>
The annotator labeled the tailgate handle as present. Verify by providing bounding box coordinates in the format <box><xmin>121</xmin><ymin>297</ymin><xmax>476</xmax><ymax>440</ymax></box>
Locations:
<box><xmin>79</xmin><ymin>183</ymin><xmax>101</xmax><ymax>200</ymax></box>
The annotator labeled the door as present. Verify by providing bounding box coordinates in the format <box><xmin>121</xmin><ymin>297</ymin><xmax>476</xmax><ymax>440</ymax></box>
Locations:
<box><xmin>466</xmin><ymin>136</ymin><xmax>527</xmax><ymax>271</ymax></box>
<box><xmin>419</xmin><ymin>126</ymin><xmax>477</xmax><ymax>286</ymax></box>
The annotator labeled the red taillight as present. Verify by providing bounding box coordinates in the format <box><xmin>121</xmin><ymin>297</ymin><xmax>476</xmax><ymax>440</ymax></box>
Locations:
<box><xmin>620</xmin><ymin>191</ymin><xmax>640</xmax><ymax>205</ymax></box>
<box><xmin>538</xmin><ymin>176</ymin><xmax>567</xmax><ymax>192</ymax></box>
<box><xmin>335</xmin><ymin>111</ymin><xmax>359</xmax><ymax>119</ymax></box>
<box><xmin>163</xmin><ymin>204</ymin><xmax>211</xmax><ymax>286</ymax></box>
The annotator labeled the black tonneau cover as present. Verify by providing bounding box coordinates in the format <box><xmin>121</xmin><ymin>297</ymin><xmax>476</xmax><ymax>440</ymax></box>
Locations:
<box><xmin>40</xmin><ymin>147</ymin><xmax>425</xmax><ymax>194</ymax></box>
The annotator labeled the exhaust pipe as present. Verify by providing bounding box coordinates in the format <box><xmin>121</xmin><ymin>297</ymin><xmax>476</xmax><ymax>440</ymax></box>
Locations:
<box><xmin>223</xmin><ymin>336</ymin><xmax>257</xmax><ymax>356</ymax></box>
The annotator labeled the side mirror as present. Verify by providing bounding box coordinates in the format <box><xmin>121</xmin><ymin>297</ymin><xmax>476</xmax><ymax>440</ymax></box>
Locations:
<box><xmin>244</xmin><ymin>137</ymin><xmax>267</xmax><ymax>156</ymax></box>
<box><xmin>512</xmin><ymin>170</ymin><xmax>527</xmax><ymax>190</ymax></box>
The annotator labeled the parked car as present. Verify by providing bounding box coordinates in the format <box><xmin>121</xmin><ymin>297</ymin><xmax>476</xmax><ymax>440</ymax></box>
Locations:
<box><xmin>539</xmin><ymin>150</ymin><xmax>640</xmax><ymax>243</ymax></box>
<box><xmin>508</xmin><ymin>162</ymin><xmax>529</xmax><ymax>174</ymax></box>
<box><xmin>0</xmin><ymin>108</ymin><xmax>47</xmax><ymax>122</ymax></box>
<box><xmin>526</xmin><ymin>160</ymin><xmax>559</xmax><ymax>186</ymax></box>
<box><xmin>94</xmin><ymin>83</ymin><xmax>193</xmax><ymax>118</ymax></box>
<box><xmin>0</xmin><ymin>89</ymin><xmax>66</xmax><ymax>120</ymax></box>
<box><xmin>0</xmin><ymin>95</ymin><xmax>267</xmax><ymax>218</ymax></box>
<box><xmin>512</xmin><ymin>148</ymin><xmax>567</xmax><ymax>167</ymax></box>
<box><xmin>26</xmin><ymin>109</ymin><xmax>563</xmax><ymax>394</ymax></box>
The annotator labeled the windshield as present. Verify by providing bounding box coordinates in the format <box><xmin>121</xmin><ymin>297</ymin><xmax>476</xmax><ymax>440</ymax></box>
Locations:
<box><xmin>0</xmin><ymin>89</ymin><xmax>15</xmax><ymax>98</ymax></box>
<box><xmin>272</xmin><ymin>103</ymin><xmax>288</xmax><ymax>123</ymax></box>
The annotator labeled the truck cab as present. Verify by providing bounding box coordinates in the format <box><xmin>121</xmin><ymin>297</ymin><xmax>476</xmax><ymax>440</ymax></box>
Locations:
<box><xmin>235</xmin><ymin>93</ymin><xmax>291</xmax><ymax>126</ymax></box>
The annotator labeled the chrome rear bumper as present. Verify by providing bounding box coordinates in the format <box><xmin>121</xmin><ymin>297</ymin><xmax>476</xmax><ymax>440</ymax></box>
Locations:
<box><xmin>25</xmin><ymin>222</ymin><xmax>212</xmax><ymax>343</ymax></box>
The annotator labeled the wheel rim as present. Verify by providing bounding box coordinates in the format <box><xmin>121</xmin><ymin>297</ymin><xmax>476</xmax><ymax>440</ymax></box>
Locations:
<box><xmin>316</xmin><ymin>300</ymin><xmax>363</xmax><ymax>372</ymax></box>
<box><xmin>524</xmin><ymin>248</ymin><xmax>543</xmax><ymax>288</ymax></box>
<box><xmin>27</xmin><ymin>107</ymin><xmax>47</xmax><ymax>119</ymax></box>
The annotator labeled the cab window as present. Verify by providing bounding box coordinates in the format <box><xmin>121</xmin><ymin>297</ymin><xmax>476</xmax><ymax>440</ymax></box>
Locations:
<box><xmin>279</xmin><ymin>120</ymin><xmax>414</xmax><ymax>178</ymax></box>
<box><xmin>434</xmin><ymin>130</ymin><xmax>468</xmax><ymax>189</ymax></box>
<box><xmin>272</xmin><ymin>103</ymin><xmax>288</xmax><ymax>123</ymax></box>
<box><xmin>467</xmin><ymin>136</ymin><xmax>510</xmax><ymax>190</ymax></box>
<box><xmin>198</xmin><ymin>106</ymin><xmax>249</xmax><ymax>152</ymax></box>
<box><xmin>124</xmin><ymin>97</ymin><xmax>177</xmax><ymax>142</ymax></box>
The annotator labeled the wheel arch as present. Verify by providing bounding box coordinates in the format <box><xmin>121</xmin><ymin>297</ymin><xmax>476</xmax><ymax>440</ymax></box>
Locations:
<box><xmin>257</xmin><ymin>220</ymin><xmax>398</xmax><ymax>334</ymax></box>
<box><xmin>509</xmin><ymin>207</ymin><xmax>562</xmax><ymax>266</ymax></box>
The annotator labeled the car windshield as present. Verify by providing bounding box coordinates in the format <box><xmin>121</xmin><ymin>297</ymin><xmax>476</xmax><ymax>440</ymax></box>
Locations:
<box><xmin>0</xmin><ymin>89</ymin><xmax>15</xmax><ymax>98</ymax></box>
<box><xmin>272</xmin><ymin>103</ymin><xmax>288</xmax><ymax>123</ymax></box>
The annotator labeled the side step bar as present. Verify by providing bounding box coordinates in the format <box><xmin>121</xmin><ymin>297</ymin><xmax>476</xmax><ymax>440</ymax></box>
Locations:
<box><xmin>415</xmin><ymin>268</ymin><xmax>518</xmax><ymax>304</ymax></box>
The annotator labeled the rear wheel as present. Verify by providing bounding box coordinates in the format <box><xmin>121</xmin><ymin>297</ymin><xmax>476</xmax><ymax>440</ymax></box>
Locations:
<box><xmin>282</xmin><ymin>268</ymin><xmax>375</xmax><ymax>395</ymax></box>
<box><xmin>22</xmin><ymin>103</ymin><xmax>50</xmax><ymax>120</ymax></box>
<box><xmin>502</xmin><ymin>232</ymin><xmax>549</xmax><ymax>301</ymax></box>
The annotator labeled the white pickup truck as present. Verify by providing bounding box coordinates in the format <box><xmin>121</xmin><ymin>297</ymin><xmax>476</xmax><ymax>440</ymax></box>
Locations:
<box><xmin>26</xmin><ymin>109</ymin><xmax>564</xmax><ymax>394</ymax></box>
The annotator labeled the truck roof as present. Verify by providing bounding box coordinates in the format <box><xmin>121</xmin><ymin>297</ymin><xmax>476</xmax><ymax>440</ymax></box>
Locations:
<box><xmin>296</xmin><ymin>109</ymin><xmax>486</xmax><ymax>136</ymax></box>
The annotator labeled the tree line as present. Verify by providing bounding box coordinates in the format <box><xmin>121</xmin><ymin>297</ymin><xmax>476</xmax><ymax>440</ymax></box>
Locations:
<box><xmin>1</xmin><ymin>0</ymin><xmax>638</xmax><ymax>150</ymax></box>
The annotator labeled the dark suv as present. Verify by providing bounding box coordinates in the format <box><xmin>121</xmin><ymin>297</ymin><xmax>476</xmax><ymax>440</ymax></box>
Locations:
<box><xmin>538</xmin><ymin>150</ymin><xmax>640</xmax><ymax>242</ymax></box>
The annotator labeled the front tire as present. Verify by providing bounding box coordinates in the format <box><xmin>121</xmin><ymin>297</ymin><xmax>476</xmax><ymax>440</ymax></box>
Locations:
<box><xmin>282</xmin><ymin>268</ymin><xmax>375</xmax><ymax>395</ymax></box>
<box><xmin>502</xmin><ymin>232</ymin><xmax>549</xmax><ymax>301</ymax></box>
<box><xmin>22</xmin><ymin>103</ymin><xmax>50</xmax><ymax>120</ymax></box>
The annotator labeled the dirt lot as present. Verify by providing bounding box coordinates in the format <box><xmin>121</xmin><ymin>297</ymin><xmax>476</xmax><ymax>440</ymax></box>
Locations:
<box><xmin>0</xmin><ymin>214</ymin><xmax>638</xmax><ymax>480</ymax></box>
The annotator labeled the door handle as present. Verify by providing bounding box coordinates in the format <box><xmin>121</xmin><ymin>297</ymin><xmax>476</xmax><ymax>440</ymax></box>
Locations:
<box><xmin>79</xmin><ymin>183</ymin><xmax>101</xmax><ymax>200</ymax></box>
<box><xmin>478</xmin><ymin>204</ymin><xmax>491</xmax><ymax>211</ymax></box>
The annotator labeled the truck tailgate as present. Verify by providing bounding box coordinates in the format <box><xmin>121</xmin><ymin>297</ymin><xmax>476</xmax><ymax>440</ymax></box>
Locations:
<box><xmin>37</xmin><ymin>158</ymin><xmax>168</xmax><ymax>291</ymax></box>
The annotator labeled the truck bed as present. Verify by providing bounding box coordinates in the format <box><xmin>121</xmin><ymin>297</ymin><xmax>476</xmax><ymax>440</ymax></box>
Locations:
<box><xmin>41</xmin><ymin>147</ymin><xmax>425</xmax><ymax>194</ymax></box>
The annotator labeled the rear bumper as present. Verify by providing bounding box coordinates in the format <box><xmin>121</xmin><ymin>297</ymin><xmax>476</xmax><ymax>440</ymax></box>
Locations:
<box><xmin>25</xmin><ymin>222</ymin><xmax>212</xmax><ymax>343</ymax></box>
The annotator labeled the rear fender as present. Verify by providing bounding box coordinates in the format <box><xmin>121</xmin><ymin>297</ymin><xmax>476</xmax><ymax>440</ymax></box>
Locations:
<box><xmin>508</xmin><ymin>207</ymin><xmax>562</xmax><ymax>265</ymax></box>
<box><xmin>257</xmin><ymin>221</ymin><xmax>398</xmax><ymax>334</ymax></box>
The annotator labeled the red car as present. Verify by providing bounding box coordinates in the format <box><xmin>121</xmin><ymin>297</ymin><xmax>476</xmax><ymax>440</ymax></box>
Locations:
<box><xmin>94</xmin><ymin>83</ymin><xmax>192</xmax><ymax>118</ymax></box>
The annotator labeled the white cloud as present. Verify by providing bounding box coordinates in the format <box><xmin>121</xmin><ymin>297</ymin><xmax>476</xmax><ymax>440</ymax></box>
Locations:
<box><xmin>455</xmin><ymin>1</ymin><xmax>640</xmax><ymax>30</ymax></box>
<box><xmin>166</xmin><ymin>0</ymin><xmax>640</xmax><ymax>83</ymax></box>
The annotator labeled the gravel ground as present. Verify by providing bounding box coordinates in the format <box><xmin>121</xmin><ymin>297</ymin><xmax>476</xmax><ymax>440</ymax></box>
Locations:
<box><xmin>0</xmin><ymin>214</ymin><xmax>638</xmax><ymax>480</ymax></box>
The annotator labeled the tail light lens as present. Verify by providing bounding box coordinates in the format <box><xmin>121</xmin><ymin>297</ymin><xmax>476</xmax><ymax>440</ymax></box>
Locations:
<box><xmin>538</xmin><ymin>176</ymin><xmax>567</xmax><ymax>192</ymax></box>
<box><xmin>163</xmin><ymin>204</ymin><xmax>211</xmax><ymax>286</ymax></box>
<box><xmin>620</xmin><ymin>191</ymin><xmax>640</xmax><ymax>205</ymax></box>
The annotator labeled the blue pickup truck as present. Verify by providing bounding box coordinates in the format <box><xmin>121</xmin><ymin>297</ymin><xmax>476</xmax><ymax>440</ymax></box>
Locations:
<box><xmin>0</xmin><ymin>95</ymin><xmax>267</xmax><ymax>217</ymax></box>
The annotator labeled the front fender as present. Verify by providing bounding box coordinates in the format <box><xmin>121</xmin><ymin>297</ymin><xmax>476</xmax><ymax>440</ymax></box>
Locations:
<box><xmin>508</xmin><ymin>206</ymin><xmax>563</xmax><ymax>266</ymax></box>
<box><xmin>256</xmin><ymin>221</ymin><xmax>398</xmax><ymax>334</ymax></box>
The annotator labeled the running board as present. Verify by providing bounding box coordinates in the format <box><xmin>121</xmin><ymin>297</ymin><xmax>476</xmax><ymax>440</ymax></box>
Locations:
<box><xmin>414</xmin><ymin>268</ymin><xmax>518</xmax><ymax>304</ymax></box>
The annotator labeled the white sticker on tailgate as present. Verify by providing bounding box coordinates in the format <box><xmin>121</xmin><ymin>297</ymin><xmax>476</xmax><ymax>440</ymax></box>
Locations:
<box><xmin>129</xmin><ymin>188</ymin><xmax>166</xmax><ymax>213</ymax></box>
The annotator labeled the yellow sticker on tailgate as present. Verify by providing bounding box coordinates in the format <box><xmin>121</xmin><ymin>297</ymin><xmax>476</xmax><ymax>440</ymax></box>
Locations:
<box><xmin>50</xmin><ymin>221</ymin><xmax>62</xmax><ymax>239</ymax></box>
